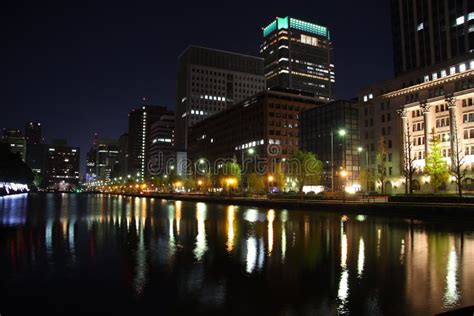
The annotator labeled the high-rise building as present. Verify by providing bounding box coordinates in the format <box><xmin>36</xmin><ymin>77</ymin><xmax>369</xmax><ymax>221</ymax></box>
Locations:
<box><xmin>176</xmin><ymin>46</ymin><xmax>266</xmax><ymax>151</ymax></box>
<box><xmin>85</xmin><ymin>138</ymin><xmax>120</xmax><ymax>182</ymax></box>
<box><xmin>44</xmin><ymin>140</ymin><xmax>80</xmax><ymax>191</ymax></box>
<box><xmin>128</xmin><ymin>105</ymin><xmax>173</xmax><ymax>181</ymax></box>
<box><xmin>1</xmin><ymin>128</ymin><xmax>26</xmax><ymax>161</ymax></box>
<box><xmin>391</xmin><ymin>0</ymin><xmax>474</xmax><ymax>75</ymax></box>
<box><xmin>24</xmin><ymin>122</ymin><xmax>45</xmax><ymax>177</ymax></box>
<box><xmin>24</xmin><ymin>122</ymin><xmax>42</xmax><ymax>144</ymax></box>
<box><xmin>300</xmin><ymin>100</ymin><xmax>360</xmax><ymax>191</ymax></box>
<box><xmin>261</xmin><ymin>16</ymin><xmax>335</xmax><ymax>100</ymax></box>
<box><xmin>188</xmin><ymin>88</ymin><xmax>324</xmax><ymax>176</ymax></box>
<box><xmin>149</xmin><ymin>113</ymin><xmax>175</xmax><ymax>175</ymax></box>
<box><xmin>25</xmin><ymin>144</ymin><xmax>46</xmax><ymax>176</ymax></box>
<box><xmin>114</xmin><ymin>133</ymin><xmax>129</xmax><ymax>178</ymax></box>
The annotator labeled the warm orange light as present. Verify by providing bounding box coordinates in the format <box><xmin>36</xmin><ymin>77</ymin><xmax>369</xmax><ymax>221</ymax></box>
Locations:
<box><xmin>268</xmin><ymin>175</ymin><xmax>274</xmax><ymax>182</ymax></box>
<box><xmin>340</xmin><ymin>170</ymin><xmax>348</xmax><ymax>178</ymax></box>
<box><xmin>197</xmin><ymin>180</ymin><xmax>203</xmax><ymax>186</ymax></box>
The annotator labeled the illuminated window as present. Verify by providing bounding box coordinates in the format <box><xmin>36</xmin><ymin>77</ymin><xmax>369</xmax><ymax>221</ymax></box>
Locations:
<box><xmin>456</xmin><ymin>16</ymin><xmax>465</xmax><ymax>26</ymax></box>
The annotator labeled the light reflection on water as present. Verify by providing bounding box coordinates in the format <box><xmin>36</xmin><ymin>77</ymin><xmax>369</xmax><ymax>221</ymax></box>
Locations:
<box><xmin>0</xmin><ymin>193</ymin><xmax>473</xmax><ymax>315</ymax></box>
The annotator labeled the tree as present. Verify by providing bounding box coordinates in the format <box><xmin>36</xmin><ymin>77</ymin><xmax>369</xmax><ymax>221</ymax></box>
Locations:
<box><xmin>376</xmin><ymin>137</ymin><xmax>388</xmax><ymax>194</ymax></box>
<box><xmin>358</xmin><ymin>169</ymin><xmax>374</xmax><ymax>193</ymax></box>
<box><xmin>248</xmin><ymin>173</ymin><xmax>265</xmax><ymax>196</ymax></box>
<box><xmin>274</xmin><ymin>162</ymin><xmax>286</xmax><ymax>192</ymax></box>
<box><xmin>183</xmin><ymin>178</ymin><xmax>196</xmax><ymax>191</ymax></box>
<box><xmin>218</xmin><ymin>161</ymin><xmax>241</xmax><ymax>192</ymax></box>
<box><xmin>401</xmin><ymin>122</ymin><xmax>417</xmax><ymax>195</ymax></box>
<box><xmin>289</xmin><ymin>150</ymin><xmax>323</xmax><ymax>199</ymax></box>
<box><xmin>450</xmin><ymin>115</ymin><xmax>467</xmax><ymax>197</ymax></box>
<box><xmin>425</xmin><ymin>129</ymin><xmax>449</xmax><ymax>193</ymax></box>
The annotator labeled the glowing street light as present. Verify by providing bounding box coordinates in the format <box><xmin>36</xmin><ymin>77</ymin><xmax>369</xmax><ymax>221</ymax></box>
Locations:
<box><xmin>331</xmin><ymin>128</ymin><xmax>347</xmax><ymax>192</ymax></box>
<box><xmin>268</xmin><ymin>175</ymin><xmax>274</xmax><ymax>193</ymax></box>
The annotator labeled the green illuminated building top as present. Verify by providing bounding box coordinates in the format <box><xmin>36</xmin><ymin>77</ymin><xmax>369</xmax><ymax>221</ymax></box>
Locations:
<box><xmin>263</xmin><ymin>16</ymin><xmax>329</xmax><ymax>39</ymax></box>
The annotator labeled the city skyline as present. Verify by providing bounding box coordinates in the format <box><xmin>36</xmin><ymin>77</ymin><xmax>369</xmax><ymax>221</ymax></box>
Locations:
<box><xmin>2</xmin><ymin>0</ymin><xmax>393</xmax><ymax>173</ymax></box>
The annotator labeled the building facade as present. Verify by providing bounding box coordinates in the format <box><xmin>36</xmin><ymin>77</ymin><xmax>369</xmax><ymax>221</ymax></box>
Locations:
<box><xmin>188</xmin><ymin>88</ymin><xmax>325</xmax><ymax>177</ymax></box>
<box><xmin>114</xmin><ymin>133</ymin><xmax>129</xmax><ymax>178</ymax></box>
<box><xmin>24</xmin><ymin>122</ymin><xmax>42</xmax><ymax>144</ymax></box>
<box><xmin>149</xmin><ymin>114</ymin><xmax>175</xmax><ymax>176</ymax></box>
<box><xmin>128</xmin><ymin>105</ymin><xmax>173</xmax><ymax>181</ymax></box>
<box><xmin>391</xmin><ymin>0</ymin><xmax>474</xmax><ymax>75</ymax></box>
<box><xmin>261</xmin><ymin>16</ymin><xmax>335</xmax><ymax>100</ymax></box>
<box><xmin>175</xmin><ymin>46</ymin><xmax>265</xmax><ymax>151</ymax></box>
<box><xmin>44</xmin><ymin>140</ymin><xmax>80</xmax><ymax>190</ymax></box>
<box><xmin>1</xmin><ymin>128</ymin><xmax>26</xmax><ymax>161</ymax></box>
<box><xmin>358</xmin><ymin>57</ymin><xmax>474</xmax><ymax>194</ymax></box>
<box><xmin>86</xmin><ymin>138</ymin><xmax>120</xmax><ymax>182</ymax></box>
<box><xmin>300</xmin><ymin>100</ymin><xmax>360</xmax><ymax>191</ymax></box>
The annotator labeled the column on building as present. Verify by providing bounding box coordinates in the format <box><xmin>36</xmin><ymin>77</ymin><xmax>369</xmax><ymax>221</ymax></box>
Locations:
<box><xmin>445</xmin><ymin>95</ymin><xmax>457</xmax><ymax>166</ymax></box>
<box><xmin>419</xmin><ymin>100</ymin><xmax>431</xmax><ymax>157</ymax></box>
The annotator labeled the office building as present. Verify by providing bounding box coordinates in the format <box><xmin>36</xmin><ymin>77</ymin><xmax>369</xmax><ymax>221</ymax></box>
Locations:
<box><xmin>176</xmin><ymin>46</ymin><xmax>266</xmax><ymax>151</ymax></box>
<box><xmin>358</xmin><ymin>57</ymin><xmax>474</xmax><ymax>194</ymax></box>
<box><xmin>114</xmin><ymin>133</ymin><xmax>129</xmax><ymax>178</ymax></box>
<box><xmin>300</xmin><ymin>100</ymin><xmax>360</xmax><ymax>191</ymax></box>
<box><xmin>24</xmin><ymin>122</ymin><xmax>42</xmax><ymax>144</ymax></box>
<box><xmin>261</xmin><ymin>16</ymin><xmax>335</xmax><ymax>100</ymax></box>
<box><xmin>25</xmin><ymin>144</ymin><xmax>46</xmax><ymax>176</ymax></box>
<box><xmin>23</xmin><ymin>122</ymin><xmax>45</xmax><ymax>177</ymax></box>
<box><xmin>391</xmin><ymin>0</ymin><xmax>474</xmax><ymax>75</ymax></box>
<box><xmin>149</xmin><ymin>113</ymin><xmax>175</xmax><ymax>175</ymax></box>
<box><xmin>128</xmin><ymin>105</ymin><xmax>173</xmax><ymax>181</ymax></box>
<box><xmin>188</xmin><ymin>88</ymin><xmax>324</xmax><ymax>175</ymax></box>
<box><xmin>86</xmin><ymin>138</ymin><xmax>120</xmax><ymax>182</ymax></box>
<box><xmin>44</xmin><ymin>140</ymin><xmax>80</xmax><ymax>190</ymax></box>
<box><xmin>1</xmin><ymin>128</ymin><xmax>26</xmax><ymax>161</ymax></box>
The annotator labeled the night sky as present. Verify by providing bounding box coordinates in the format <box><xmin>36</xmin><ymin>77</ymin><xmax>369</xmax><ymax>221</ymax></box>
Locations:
<box><xmin>2</xmin><ymin>0</ymin><xmax>394</xmax><ymax>174</ymax></box>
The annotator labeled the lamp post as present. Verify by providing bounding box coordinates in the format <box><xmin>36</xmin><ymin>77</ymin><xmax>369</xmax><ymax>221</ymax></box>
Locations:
<box><xmin>268</xmin><ymin>175</ymin><xmax>274</xmax><ymax>193</ymax></box>
<box><xmin>194</xmin><ymin>158</ymin><xmax>205</xmax><ymax>181</ymax></box>
<box><xmin>241</xmin><ymin>148</ymin><xmax>255</xmax><ymax>191</ymax></box>
<box><xmin>358</xmin><ymin>146</ymin><xmax>369</xmax><ymax>192</ymax></box>
<box><xmin>331</xmin><ymin>129</ymin><xmax>346</xmax><ymax>192</ymax></box>
<box><xmin>340</xmin><ymin>170</ymin><xmax>348</xmax><ymax>203</ymax></box>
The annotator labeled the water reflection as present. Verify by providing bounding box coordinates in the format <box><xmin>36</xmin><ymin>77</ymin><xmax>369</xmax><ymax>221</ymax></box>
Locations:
<box><xmin>226</xmin><ymin>205</ymin><xmax>235</xmax><ymax>253</ymax></box>
<box><xmin>0</xmin><ymin>193</ymin><xmax>473</xmax><ymax>316</ymax></box>
<box><xmin>357</xmin><ymin>237</ymin><xmax>365</xmax><ymax>278</ymax></box>
<box><xmin>338</xmin><ymin>217</ymin><xmax>349</xmax><ymax>314</ymax></box>
<box><xmin>444</xmin><ymin>246</ymin><xmax>459</xmax><ymax>308</ymax></box>
<box><xmin>267</xmin><ymin>209</ymin><xmax>275</xmax><ymax>255</ymax></box>
<box><xmin>194</xmin><ymin>202</ymin><xmax>207</xmax><ymax>261</ymax></box>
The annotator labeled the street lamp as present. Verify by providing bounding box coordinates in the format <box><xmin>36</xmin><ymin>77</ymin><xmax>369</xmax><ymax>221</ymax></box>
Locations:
<box><xmin>241</xmin><ymin>148</ymin><xmax>256</xmax><ymax>191</ymax></box>
<box><xmin>331</xmin><ymin>129</ymin><xmax>346</xmax><ymax>192</ymax></box>
<box><xmin>340</xmin><ymin>170</ymin><xmax>348</xmax><ymax>203</ymax></box>
<box><xmin>357</xmin><ymin>146</ymin><xmax>369</xmax><ymax>192</ymax></box>
<box><xmin>268</xmin><ymin>175</ymin><xmax>274</xmax><ymax>193</ymax></box>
